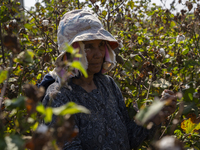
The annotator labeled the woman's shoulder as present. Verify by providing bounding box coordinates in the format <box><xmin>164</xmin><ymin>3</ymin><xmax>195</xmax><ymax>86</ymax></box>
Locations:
<box><xmin>45</xmin><ymin>82</ymin><xmax>59</xmax><ymax>95</ymax></box>
<box><xmin>43</xmin><ymin>82</ymin><xmax>72</xmax><ymax>107</ymax></box>
<box><xmin>95</xmin><ymin>74</ymin><xmax>117</xmax><ymax>89</ymax></box>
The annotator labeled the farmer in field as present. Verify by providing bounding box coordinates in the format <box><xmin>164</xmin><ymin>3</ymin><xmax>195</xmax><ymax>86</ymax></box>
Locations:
<box><xmin>39</xmin><ymin>9</ymin><xmax>177</xmax><ymax>149</ymax></box>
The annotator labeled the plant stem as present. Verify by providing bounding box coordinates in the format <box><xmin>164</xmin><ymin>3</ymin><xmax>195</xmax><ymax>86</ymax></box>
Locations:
<box><xmin>0</xmin><ymin>54</ymin><xmax>13</xmax><ymax>113</ymax></box>
<box><xmin>0</xmin><ymin>20</ymin><xmax>5</xmax><ymax>64</ymax></box>
<box><xmin>145</xmin><ymin>78</ymin><xmax>152</xmax><ymax>105</ymax></box>
<box><xmin>77</xmin><ymin>0</ymin><xmax>80</xmax><ymax>9</ymax></box>
<box><xmin>110</xmin><ymin>0</ymin><xmax>125</xmax><ymax>14</ymax></box>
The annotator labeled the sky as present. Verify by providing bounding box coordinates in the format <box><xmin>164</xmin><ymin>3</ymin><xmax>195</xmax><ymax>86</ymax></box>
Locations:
<box><xmin>24</xmin><ymin>0</ymin><xmax>185</xmax><ymax>11</ymax></box>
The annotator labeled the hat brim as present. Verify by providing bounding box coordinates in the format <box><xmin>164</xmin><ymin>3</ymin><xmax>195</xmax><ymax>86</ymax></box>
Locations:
<box><xmin>69</xmin><ymin>28</ymin><xmax>119</xmax><ymax>49</ymax></box>
<box><xmin>55</xmin><ymin>27</ymin><xmax>119</xmax><ymax>65</ymax></box>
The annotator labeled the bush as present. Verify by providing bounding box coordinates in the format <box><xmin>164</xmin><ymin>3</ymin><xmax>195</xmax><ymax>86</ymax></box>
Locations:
<box><xmin>0</xmin><ymin>0</ymin><xmax>200</xmax><ymax>149</ymax></box>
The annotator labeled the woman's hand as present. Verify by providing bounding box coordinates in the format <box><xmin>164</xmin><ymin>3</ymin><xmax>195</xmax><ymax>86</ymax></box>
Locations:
<box><xmin>152</xmin><ymin>89</ymin><xmax>177</xmax><ymax>125</ymax></box>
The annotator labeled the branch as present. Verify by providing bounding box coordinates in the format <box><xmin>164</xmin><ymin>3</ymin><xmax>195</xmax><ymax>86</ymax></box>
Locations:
<box><xmin>112</xmin><ymin>55</ymin><xmax>131</xmax><ymax>79</ymax></box>
<box><xmin>22</xmin><ymin>7</ymin><xmax>58</xmax><ymax>48</ymax></box>
<box><xmin>77</xmin><ymin>0</ymin><xmax>80</xmax><ymax>9</ymax></box>
<box><xmin>110</xmin><ymin>0</ymin><xmax>126</xmax><ymax>14</ymax></box>
<box><xmin>91</xmin><ymin>2</ymin><xmax>104</xmax><ymax>19</ymax></box>
<box><xmin>107</xmin><ymin>10</ymin><xmax>110</xmax><ymax>32</ymax></box>
<box><xmin>0</xmin><ymin>20</ymin><xmax>5</xmax><ymax>64</ymax></box>
<box><xmin>145</xmin><ymin>67</ymin><xmax>155</xmax><ymax>103</ymax></box>
<box><xmin>0</xmin><ymin>54</ymin><xmax>13</xmax><ymax>113</ymax></box>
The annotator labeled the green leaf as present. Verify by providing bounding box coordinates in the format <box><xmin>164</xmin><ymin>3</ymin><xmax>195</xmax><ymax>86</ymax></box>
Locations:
<box><xmin>24</xmin><ymin>50</ymin><xmax>34</xmax><ymax>63</ymax></box>
<box><xmin>75</xmin><ymin>53</ymin><xmax>82</xmax><ymax>58</ymax></box>
<box><xmin>64</xmin><ymin>43</ymin><xmax>74</xmax><ymax>54</ymax></box>
<box><xmin>36</xmin><ymin>73</ymin><xmax>42</xmax><ymax>80</ymax></box>
<box><xmin>124</xmin><ymin>61</ymin><xmax>132</xmax><ymax>70</ymax></box>
<box><xmin>15</xmin><ymin>50</ymin><xmax>35</xmax><ymax>64</ymax></box>
<box><xmin>24</xmin><ymin>23</ymin><xmax>33</xmax><ymax>30</ymax></box>
<box><xmin>169</xmin><ymin>38</ymin><xmax>176</xmax><ymax>44</ymax></box>
<box><xmin>10</xmin><ymin>135</ymin><xmax>25</xmax><ymax>150</ymax></box>
<box><xmin>44</xmin><ymin>107</ymin><xmax>53</xmax><ymax>123</ymax></box>
<box><xmin>183</xmin><ymin>88</ymin><xmax>196</xmax><ymax>102</ymax></box>
<box><xmin>134</xmin><ymin>55</ymin><xmax>142</xmax><ymax>62</ymax></box>
<box><xmin>182</xmin><ymin>102</ymin><xmax>195</xmax><ymax>115</ymax></box>
<box><xmin>174</xmin><ymin>129</ymin><xmax>183</xmax><ymax>137</ymax></box>
<box><xmin>71</xmin><ymin>61</ymin><xmax>88</xmax><ymax>78</ymax></box>
<box><xmin>135</xmin><ymin>99</ymin><xmax>165</xmax><ymax>125</ymax></box>
<box><xmin>163</xmin><ymin>58</ymin><xmax>170</xmax><ymax>63</ymax></box>
<box><xmin>188</xmin><ymin>93</ymin><xmax>193</xmax><ymax>101</ymax></box>
<box><xmin>0</xmin><ymin>70</ymin><xmax>8</xmax><ymax>84</ymax></box>
<box><xmin>4</xmin><ymin>96</ymin><xmax>25</xmax><ymax>110</ymax></box>
<box><xmin>0</xmin><ymin>137</ymin><xmax>6</xmax><ymax>150</ymax></box>
<box><xmin>182</xmin><ymin>49</ymin><xmax>189</xmax><ymax>55</ymax></box>
<box><xmin>32</xmin><ymin>122</ymin><xmax>39</xmax><ymax>131</ymax></box>
<box><xmin>170</xmin><ymin>21</ymin><xmax>176</xmax><ymax>28</ymax></box>
<box><xmin>53</xmin><ymin>102</ymin><xmax>90</xmax><ymax>116</ymax></box>
<box><xmin>128</xmin><ymin>1</ymin><xmax>135</xmax><ymax>9</ymax></box>
<box><xmin>1</xmin><ymin>16</ymin><xmax>10</xmax><ymax>23</ymax></box>
<box><xmin>36</xmin><ymin>103</ymin><xmax>46</xmax><ymax>114</ymax></box>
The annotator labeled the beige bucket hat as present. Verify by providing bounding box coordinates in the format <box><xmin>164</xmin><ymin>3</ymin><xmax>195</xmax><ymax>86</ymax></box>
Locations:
<box><xmin>56</xmin><ymin>9</ymin><xmax>119</xmax><ymax>75</ymax></box>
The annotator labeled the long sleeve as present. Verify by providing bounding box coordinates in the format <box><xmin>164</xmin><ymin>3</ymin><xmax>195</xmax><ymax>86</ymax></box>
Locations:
<box><xmin>42</xmin><ymin>74</ymin><xmax>159</xmax><ymax>150</ymax></box>
<box><xmin>107</xmin><ymin>76</ymin><xmax>158</xmax><ymax>149</ymax></box>
<box><xmin>42</xmin><ymin>83</ymin><xmax>83</xmax><ymax>150</ymax></box>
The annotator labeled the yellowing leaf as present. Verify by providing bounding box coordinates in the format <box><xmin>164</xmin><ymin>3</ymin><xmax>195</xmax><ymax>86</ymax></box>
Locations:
<box><xmin>64</xmin><ymin>43</ymin><xmax>74</xmax><ymax>54</ymax></box>
<box><xmin>170</xmin><ymin>21</ymin><xmax>176</xmax><ymax>28</ymax></box>
<box><xmin>181</xmin><ymin>118</ymin><xmax>200</xmax><ymax>134</ymax></box>
<box><xmin>36</xmin><ymin>103</ymin><xmax>46</xmax><ymax>114</ymax></box>
<box><xmin>0</xmin><ymin>70</ymin><xmax>8</xmax><ymax>84</ymax></box>
<box><xmin>102</xmin><ymin>10</ymin><xmax>107</xmax><ymax>16</ymax></box>
<box><xmin>44</xmin><ymin>107</ymin><xmax>53</xmax><ymax>123</ymax></box>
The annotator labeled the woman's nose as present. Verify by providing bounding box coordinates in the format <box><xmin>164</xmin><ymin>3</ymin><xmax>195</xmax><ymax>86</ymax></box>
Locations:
<box><xmin>94</xmin><ymin>47</ymin><xmax>104</xmax><ymax>58</ymax></box>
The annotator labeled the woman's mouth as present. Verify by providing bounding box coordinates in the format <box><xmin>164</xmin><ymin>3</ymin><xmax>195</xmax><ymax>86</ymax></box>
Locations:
<box><xmin>90</xmin><ymin>63</ymin><xmax>102</xmax><ymax>66</ymax></box>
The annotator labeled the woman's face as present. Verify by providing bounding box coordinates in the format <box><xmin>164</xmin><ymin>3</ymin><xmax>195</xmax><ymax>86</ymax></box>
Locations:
<box><xmin>84</xmin><ymin>40</ymin><xmax>106</xmax><ymax>75</ymax></box>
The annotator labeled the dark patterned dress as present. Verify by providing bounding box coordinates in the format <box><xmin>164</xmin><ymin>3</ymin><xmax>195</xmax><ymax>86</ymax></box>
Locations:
<box><xmin>42</xmin><ymin>74</ymin><xmax>157</xmax><ymax>150</ymax></box>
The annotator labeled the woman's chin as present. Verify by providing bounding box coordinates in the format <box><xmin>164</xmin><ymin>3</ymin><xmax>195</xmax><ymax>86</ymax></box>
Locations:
<box><xmin>87</xmin><ymin>68</ymin><xmax>102</xmax><ymax>75</ymax></box>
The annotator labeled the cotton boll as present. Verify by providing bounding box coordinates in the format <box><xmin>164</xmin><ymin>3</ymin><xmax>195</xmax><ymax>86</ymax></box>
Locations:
<box><xmin>10</xmin><ymin>84</ymin><xmax>15</xmax><ymax>91</ymax></box>
<box><xmin>12</xmin><ymin>19</ymin><xmax>17</xmax><ymax>24</ymax></box>
<box><xmin>165</xmin><ymin>54</ymin><xmax>170</xmax><ymax>58</ymax></box>
<box><xmin>130</xmin><ymin>54</ymin><xmax>136</xmax><ymax>58</ymax></box>
<box><xmin>120</xmin><ymin>70</ymin><xmax>126</xmax><ymax>76</ymax></box>
<box><xmin>42</xmin><ymin>20</ymin><xmax>49</xmax><ymax>26</ymax></box>
<box><xmin>36</xmin><ymin>124</ymin><xmax>48</xmax><ymax>133</ymax></box>
<box><xmin>161</xmin><ymin>90</ymin><xmax>171</xmax><ymax>97</ymax></box>
<box><xmin>159</xmin><ymin>48</ymin><xmax>165</xmax><ymax>57</ymax></box>
<box><xmin>193</xmin><ymin>92</ymin><xmax>200</xmax><ymax>98</ymax></box>
<box><xmin>182</xmin><ymin>24</ymin><xmax>186</xmax><ymax>27</ymax></box>
<box><xmin>176</xmin><ymin>35</ymin><xmax>185</xmax><ymax>43</ymax></box>
<box><xmin>185</xmin><ymin>84</ymin><xmax>190</xmax><ymax>89</ymax></box>
<box><xmin>156</xmin><ymin>136</ymin><xmax>181</xmax><ymax>150</ymax></box>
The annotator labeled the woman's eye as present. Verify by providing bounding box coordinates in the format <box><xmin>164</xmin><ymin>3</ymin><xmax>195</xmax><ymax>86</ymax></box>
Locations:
<box><xmin>99</xmin><ymin>41</ymin><xmax>105</xmax><ymax>47</ymax></box>
<box><xmin>85</xmin><ymin>44</ymin><xmax>93</xmax><ymax>51</ymax></box>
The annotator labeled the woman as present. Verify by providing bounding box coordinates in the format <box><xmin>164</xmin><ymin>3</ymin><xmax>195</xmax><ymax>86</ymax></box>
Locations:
<box><xmin>40</xmin><ymin>9</ymin><xmax>177</xmax><ymax>150</ymax></box>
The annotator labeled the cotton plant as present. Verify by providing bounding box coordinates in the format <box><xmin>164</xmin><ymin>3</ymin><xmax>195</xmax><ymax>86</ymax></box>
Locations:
<box><xmin>176</xmin><ymin>34</ymin><xmax>185</xmax><ymax>43</ymax></box>
<box><xmin>42</xmin><ymin>20</ymin><xmax>49</xmax><ymax>26</ymax></box>
<box><xmin>159</xmin><ymin>48</ymin><xmax>165</xmax><ymax>57</ymax></box>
